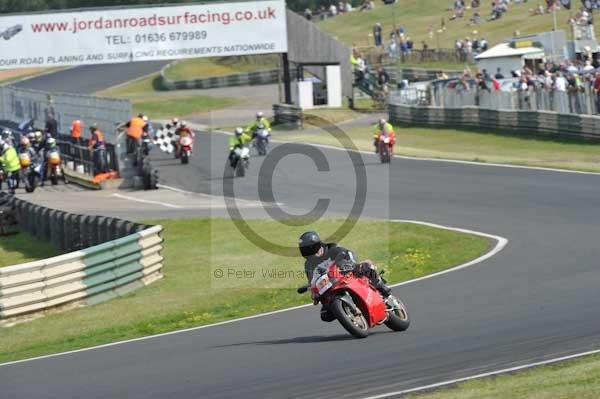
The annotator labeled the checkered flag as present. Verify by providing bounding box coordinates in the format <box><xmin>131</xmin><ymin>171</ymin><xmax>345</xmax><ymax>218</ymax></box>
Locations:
<box><xmin>154</xmin><ymin>126</ymin><xmax>177</xmax><ymax>154</ymax></box>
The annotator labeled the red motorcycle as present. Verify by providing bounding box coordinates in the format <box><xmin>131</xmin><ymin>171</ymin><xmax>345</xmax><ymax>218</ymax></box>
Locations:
<box><xmin>179</xmin><ymin>135</ymin><xmax>193</xmax><ymax>165</ymax></box>
<box><xmin>299</xmin><ymin>262</ymin><xmax>410</xmax><ymax>338</ymax></box>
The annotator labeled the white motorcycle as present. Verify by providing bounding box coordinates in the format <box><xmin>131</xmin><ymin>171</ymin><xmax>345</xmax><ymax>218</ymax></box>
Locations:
<box><xmin>253</xmin><ymin>124</ymin><xmax>270</xmax><ymax>156</ymax></box>
<box><xmin>231</xmin><ymin>145</ymin><xmax>250</xmax><ymax>177</ymax></box>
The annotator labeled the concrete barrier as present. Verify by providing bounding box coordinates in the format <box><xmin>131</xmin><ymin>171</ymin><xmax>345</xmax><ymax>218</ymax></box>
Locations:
<box><xmin>389</xmin><ymin>104</ymin><xmax>600</xmax><ymax>140</ymax></box>
<box><xmin>0</xmin><ymin>193</ymin><xmax>163</xmax><ymax>323</ymax></box>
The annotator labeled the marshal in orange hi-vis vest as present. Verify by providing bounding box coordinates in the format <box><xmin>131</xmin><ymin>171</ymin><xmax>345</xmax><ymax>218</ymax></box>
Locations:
<box><xmin>71</xmin><ymin>120</ymin><xmax>82</xmax><ymax>138</ymax></box>
<box><xmin>127</xmin><ymin>117</ymin><xmax>145</xmax><ymax>140</ymax></box>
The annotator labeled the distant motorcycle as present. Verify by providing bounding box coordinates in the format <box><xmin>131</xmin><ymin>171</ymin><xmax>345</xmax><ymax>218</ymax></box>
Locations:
<box><xmin>377</xmin><ymin>136</ymin><xmax>392</xmax><ymax>164</ymax></box>
<box><xmin>19</xmin><ymin>152</ymin><xmax>41</xmax><ymax>193</ymax></box>
<box><xmin>298</xmin><ymin>261</ymin><xmax>410</xmax><ymax>338</ymax></box>
<box><xmin>179</xmin><ymin>136</ymin><xmax>193</xmax><ymax>165</ymax></box>
<box><xmin>46</xmin><ymin>150</ymin><xmax>62</xmax><ymax>186</ymax></box>
<box><xmin>231</xmin><ymin>145</ymin><xmax>250</xmax><ymax>177</ymax></box>
<box><xmin>252</xmin><ymin>124</ymin><xmax>270</xmax><ymax>156</ymax></box>
<box><xmin>141</xmin><ymin>131</ymin><xmax>153</xmax><ymax>157</ymax></box>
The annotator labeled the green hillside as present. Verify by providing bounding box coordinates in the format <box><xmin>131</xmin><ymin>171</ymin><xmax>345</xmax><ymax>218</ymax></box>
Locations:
<box><xmin>319</xmin><ymin>1</ymin><xmax>571</xmax><ymax>50</ymax></box>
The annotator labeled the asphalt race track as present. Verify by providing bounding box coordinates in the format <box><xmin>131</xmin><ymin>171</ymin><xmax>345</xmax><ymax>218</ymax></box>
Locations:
<box><xmin>14</xmin><ymin>61</ymin><xmax>169</xmax><ymax>93</ymax></box>
<box><xmin>2</xmin><ymin>127</ymin><xmax>600</xmax><ymax>398</ymax></box>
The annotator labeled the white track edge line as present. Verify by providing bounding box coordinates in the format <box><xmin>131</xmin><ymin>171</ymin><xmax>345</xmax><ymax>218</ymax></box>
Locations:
<box><xmin>0</xmin><ymin>220</ymin><xmax>506</xmax><ymax>368</ymax></box>
<box><xmin>111</xmin><ymin>193</ymin><xmax>182</xmax><ymax>209</ymax></box>
<box><xmin>209</xmin><ymin>129</ymin><xmax>600</xmax><ymax>176</ymax></box>
<box><xmin>360</xmin><ymin>348</ymin><xmax>600</xmax><ymax>399</ymax></box>
<box><xmin>157</xmin><ymin>183</ymin><xmax>285</xmax><ymax>207</ymax></box>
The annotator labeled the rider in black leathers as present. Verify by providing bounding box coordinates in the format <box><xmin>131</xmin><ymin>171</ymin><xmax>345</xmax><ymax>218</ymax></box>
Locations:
<box><xmin>299</xmin><ymin>231</ymin><xmax>392</xmax><ymax>321</ymax></box>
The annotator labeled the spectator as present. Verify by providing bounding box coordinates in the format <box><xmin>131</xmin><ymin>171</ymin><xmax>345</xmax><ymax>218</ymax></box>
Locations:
<box><xmin>437</xmin><ymin>70</ymin><xmax>449</xmax><ymax>80</ymax></box>
<box><xmin>45</xmin><ymin>113</ymin><xmax>58</xmax><ymax>138</ymax></box>
<box><xmin>88</xmin><ymin>124</ymin><xmax>107</xmax><ymax>174</ymax></box>
<box><xmin>554</xmin><ymin>72</ymin><xmax>567</xmax><ymax>92</ymax></box>
<box><xmin>566</xmin><ymin>61</ymin><xmax>578</xmax><ymax>74</ymax></box>
<box><xmin>583</xmin><ymin>60</ymin><xmax>595</xmax><ymax>72</ymax></box>
<box><xmin>329</xmin><ymin>4</ymin><xmax>337</xmax><ymax>16</ymax></box>
<box><xmin>476</xmin><ymin>71</ymin><xmax>489</xmax><ymax>90</ymax></box>
<box><xmin>479</xmin><ymin>38</ymin><xmax>488</xmax><ymax>51</ymax></box>
<box><xmin>70</xmin><ymin>119</ymin><xmax>82</xmax><ymax>145</ymax></box>
<box><xmin>492</xmin><ymin>77</ymin><xmax>501</xmax><ymax>90</ymax></box>
<box><xmin>387</xmin><ymin>34</ymin><xmax>399</xmax><ymax>58</ymax></box>
<box><xmin>373</xmin><ymin>23</ymin><xmax>383</xmax><ymax>47</ymax></box>
<box><xmin>377</xmin><ymin>66</ymin><xmax>390</xmax><ymax>92</ymax></box>
<box><xmin>122</xmin><ymin>113</ymin><xmax>145</xmax><ymax>165</ymax></box>
<box><xmin>354</xmin><ymin>54</ymin><xmax>367</xmax><ymax>82</ymax></box>
<box><xmin>304</xmin><ymin>8</ymin><xmax>312</xmax><ymax>20</ymax></box>
<box><xmin>593</xmin><ymin>72</ymin><xmax>600</xmax><ymax>113</ymax></box>
<box><xmin>494</xmin><ymin>67</ymin><xmax>504</xmax><ymax>79</ymax></box>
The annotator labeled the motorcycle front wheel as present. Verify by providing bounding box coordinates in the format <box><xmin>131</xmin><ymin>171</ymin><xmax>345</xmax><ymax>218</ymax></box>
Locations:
<box><xmin>380</xmin><ymin>143</ymin><xmax>390</xmax><ymax>163</ymax></box>
<box><xmin>330</xmin><ymin>297</ymin><xmax>369</xmax><ymax>338</ymax></box>
<box><xmin>384</xmin><ymin>296</ymin><xmax>410</xmax><ymax>332</ymax></box>
<box><xmin>181</xmin><ymin>152</ymin><xmax>189</xmax><ymax>164</ymax></box>
<box><xmin>25</xmin><ymin>173</ymin><xmax>36</xmax><ymax>193</ymax></box>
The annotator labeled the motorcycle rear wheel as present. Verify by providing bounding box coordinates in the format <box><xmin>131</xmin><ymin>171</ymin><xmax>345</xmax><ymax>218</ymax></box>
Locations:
<box><xmin>236</xmin><ymin>161</ymin><xmax>246</xmax><ymax>177</ymax></box>
<box><xmin>384</xmin><ymin>297</ymin><xmax>410</xmax><ymax>331</ymax></box>
<box><xmin>181</xmin><ymin>152</ymin><xmax>189</xmax><ymax>164</ymax></box>
<box><xmin>330</xmin><ymin>297</ymin><xmax>369</xmax><ymax>338</ymax></box>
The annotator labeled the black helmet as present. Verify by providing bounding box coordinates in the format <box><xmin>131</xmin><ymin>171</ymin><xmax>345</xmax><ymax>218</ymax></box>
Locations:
<box><xmin>299</xmin><ymin>231</ymin><xmax>322</xmax><ymax>258</ymax></box>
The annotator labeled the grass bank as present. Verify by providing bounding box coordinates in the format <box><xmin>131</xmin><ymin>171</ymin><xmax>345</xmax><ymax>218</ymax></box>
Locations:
<box><xmin>96</xmin><ymin>74</ymin><xmax>240</xmax><ymax>119</ymax></box>
<box><xmin>0</xmin><ymin>230</ymin><xmax>61</xmax><ymax>268</ymax></box>
<box><xmin>320</xmin><ymin>1</ymin><xmax>568</xmax><ymax>49</ymax></box>
<box><xmin>278</xmin><ymin>124</ymin><xmax>600</xmax><ymax>173</ymax></box>
<box><xmin>164</xmin><ymin>55</ymin><xmax>278</xmax><ymax>81</ymax></box>
<box><xmin>405</xmin><ymin>353</ymin><xmax>600</xmax><ymax>399</ymax></box>
<box><xmin>0</xmin><ymin>217</ymin><xmax>488</xmax><ymax>363</ymax></box>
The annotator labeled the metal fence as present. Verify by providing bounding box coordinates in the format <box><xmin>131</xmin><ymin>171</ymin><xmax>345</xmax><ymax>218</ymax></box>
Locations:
<box><xmin>0</xmin><ymin>86</ymin><xmax>131</xmax><ymax>143</ymax></box>
<box><xmin>429</xmin><ymin>86</ymin><xmax>600</xmax><ymax>116</ymax></box>
<box><xmin>56</xmin><ymin>134</ymin><xmax>119</xmax><ymax>176</ymax></box>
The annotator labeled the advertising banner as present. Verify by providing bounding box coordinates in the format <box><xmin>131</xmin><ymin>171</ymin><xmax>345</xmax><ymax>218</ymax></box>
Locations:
<box><xmin>0</xmin><ymin>0</ymin><xmax>287</xmax><ymax>69</ymax></box>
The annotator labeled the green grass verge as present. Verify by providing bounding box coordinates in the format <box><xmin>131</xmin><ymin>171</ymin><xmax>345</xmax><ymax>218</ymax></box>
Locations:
<box><xmin>131</xmin><ymin>95</ymin><xmax>239</xmax><ymax>120</ymax></box>
<box><xmin>96</xmin><ymin>73</ymin><xmax>240</xmax><ymax>119</ymax></box>
<box><xmin>164</xmin><ymin>55</ymin><xmax>278</xmax><ymax>81</ymax></box>
<box><xmin>320</xmin><ymin>1</ymin><xmax>567</xmax><ymax>49</ymax></box>
<box><xmin>406</xmin><ymin>353</ymin><xmax>600</xmax><ymax>399</ymax></box>
<box><xmin>278</xmin><ymin>124</ymin><xmax>600</xmax><ymax>172</ymax></box>
<box><xmin>302</xmin><ymin>98</ymin><xmax>380</xmax><ymax>125</ymax></box>
<box><xmin>0</xmin><ymin>217</ymin><xmax>488</xmax><ymax>363</ymax></box>
<box><xmin>0</xmin><ymin>230</ymin><xmax>61</xmax><ymax>268</ymax></box>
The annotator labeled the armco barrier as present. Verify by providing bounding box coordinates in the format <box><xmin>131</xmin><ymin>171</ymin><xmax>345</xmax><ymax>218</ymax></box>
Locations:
<box><xmin>388</xmin><ymin>104</ymin><xmax>600</xmax><ymax>140</ymax></box>
<box><xmin>159</xmin><ymin>66</ymin><xmax>283</xmax><ymax>91</ymax></box>
<box><xmin>0</xmin><ymin>193</ymin><xmax>163</xmax><ymax>322</ymax></box>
